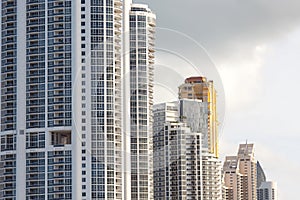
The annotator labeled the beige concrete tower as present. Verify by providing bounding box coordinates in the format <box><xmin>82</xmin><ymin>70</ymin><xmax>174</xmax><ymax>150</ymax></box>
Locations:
<box><xmin>238</xmin><ymin>143</ymin><xmax>257</xmax><ymax>200</ymax></box>
<box><xmin>223</xmin><ymin>143</ymin><xmax>257</xmax><ymax>200</ymax></box>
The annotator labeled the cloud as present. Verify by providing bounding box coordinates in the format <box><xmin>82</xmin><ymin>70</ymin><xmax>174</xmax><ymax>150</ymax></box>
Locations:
<box><xmin>136</xmin><ymin>0</ymin><xmax>300</xmax><ymax>58</ymax></box>
<box><xmin>138</xmin><ymin>1</ymin><xmax>300</xmax><ymax>198</ymax></box>
<box><xmin>217</xmin><ymin>44</ymin><xmax>267</xmax><ymax>111</ymax></box>
<box><xmin>255</xmin><ymin>142</ymin><xmax>300</xmax><ymax>200</ymax></box>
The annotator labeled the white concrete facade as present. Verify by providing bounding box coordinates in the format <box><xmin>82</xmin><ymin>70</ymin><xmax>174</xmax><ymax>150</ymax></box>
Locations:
<box><xmin>0</xmin><ymin>0</ymin><xmax>155</xmax><ymax>199</ymax></box>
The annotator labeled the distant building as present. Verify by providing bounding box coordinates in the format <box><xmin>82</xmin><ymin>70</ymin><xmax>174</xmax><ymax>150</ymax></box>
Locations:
<box><xmin>153</xmin><ymin>102</ymin><xmax>179</xmax><ymax>199</ymax></box>
<box><xmin>201</xmin><ymin>150</ymin><xmax>222</xmax><ymax>199</ymax></box>
<box><xmin>178</xmin><ymin>76</ymin><xmax>218</xmax><ymax>158</ymax></box>
<box><xmin>257</xmin><ymin>161</ymin><xmax>266</xmax><ymax>188</ymax></box>
<box><xmin>222</xmin><ymin>156</ymin><xmax>243</xmax><ymax>200</ymax></box>
<box><xmin>257</xmin><ymin>181</ymin><xmax>278</xmax><ymax>200</ymax></box>
<box><xmin>153</xmin><ymin>98</ymin><xmax>222</xmax><ymax>200</ymax></box>
<box><xmin>238</xmin><ymin>144</ymin><xmax>257</xmax><ymax>200</ymax></box>
<box><xmin>222</xmin><ymin>143</ymin><xmax>257</xmax><ymax>200</ymax></box>
<box><xmin>153</xmin><ymin>101</ymin><xmax>203</xmax><ymax>199</ymax></box>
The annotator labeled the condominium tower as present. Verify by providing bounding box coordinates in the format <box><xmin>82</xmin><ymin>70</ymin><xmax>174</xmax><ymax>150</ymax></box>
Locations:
<box><xmin>222</xmin><ymin>143</ymin><xmax>257</xmax><ymax>200</ymax></box>
<box><xmin>178</xmin><ymin>76</ymin><xmax>218</xmax><ymax>158</ymax></box>
<box><xmin>0</xmin><ymin>0</ymin><xmax>155</xmax><ymax>199</ymax></box>
<box><xmin>153</xmin><ymin>93</ymin><xmax>222</xmax><ymax>199</ymax></box>
<box><xmin>129</xmin><ymin>4</ymin><xmax>156</xmax><ymax>200</ymax></box>
<box><xmin>153</xmin><ymin>101</ymin><xmax>203</xmax><ymax>199</ymax></box>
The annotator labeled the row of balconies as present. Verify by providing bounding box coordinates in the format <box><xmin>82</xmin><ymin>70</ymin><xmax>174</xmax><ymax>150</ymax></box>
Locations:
<box><xmin>27</xmin><ymin>25</ymin><xmax>45</xmax><ymax>33</ymax></box>
<box><xmin>2</xmin><ymin>6</ymin><xmax>16</xmax><ymax>15</ymax></box>
<box><xmin>27</xmin><ymin>19</ymin><xmax>46</xmax><ymax>28</ymax></box>
<box><xmin>1</xmin><ymin>94</ymin><xmax>16</xmax><ymax>102</ymax></box>
<box><xmin>27</xmin><ymin>11</ymin><xmax>45</xmax><ymax>19</ymax></box>
<box><xmin>27</xmin><ymin>77</ymin><xmax>45</xmax><ymax>84</ymax></box>
<box><xmin>48</xmin><ymin>37</ymin><xmax>70</xmax><ymax>45</ymax></box>
<box><xmin>26</xmin><ymin>32</ymin><xmax>45</xmax><ymax>40</ymax></box>
<box><xmin>27</xmin><ymin>69</ymin><xmax>45</xmax><ymax>77</ymax></box>
<box><xmin>48</xmin><ymin>119</ymin><xmax>71</xmax><ymax>127</ymax></box>
<box><xmin>48</xmin><ymin>23</ymin><xmax>70</xmax><ymax>31</ymax></box>
<box><xmin>26</xmin><ymin>125</ymin><xmax>42</xmax><ymax>131</ymax></box>
<box><xmin>2</xmin><ymin>13</ymin><xmax>17</xmax><ymax>23</ymax></box>
<box><xmin>26</xmin><ymin>54</ymin><xmax>45</xmax><ymax>62</ymax></box>
<box><xmin>26</xmin><ymin>166</ymin><xmax>44</xmax><ymax>173</ymax></box>
<box><xmin>47</xmin><ymin>74</ymin><xmax>71</xmax><ymax>82</ymax></box>
<box><xmin>26</xmin><ymin>113</ymin><xmax>45</xmax><ymax>121</ymax></box>
<box><xmin>2</xmin><ymin>20</ymin><xmax>17</xmax><ymax>29</ymax></box>
<box><xmin>27</xmin><ymin>98</ymin><xmax>45</xmax><ymax>106</ymax></box>
<box><xmin>26</xmin><ymin>180</ymin><xmax>45</xmax><ymax>188</ymax></box>
<box><xmin>27</xmin><ymin>62</ymin><xmax>45</xmax><ymax>69</ymax></box>
<box><xmin>1</xmin><ymin>123</ymin><xmax>16</xmax><ymax>131</ymax></box>
<box><xmin>2</xmin><ymin>57</ymin><xmax>16</xmax><ymax>65</ymax></box>
<box><xmin>48</xmin><ymin>16</ymin><xmax>71</xmax><ymax>24</ymax></box>
<box><xmin>1</xmin><ymin>109</ymin><xmax>16</xmax><ymax>117</ymax></box>
<box><xmin>26</xmin><ymin>173</ymin><xmax>45</xmax><ymax>180</ymax></box>
<box><xmin>48</xmin><ymin>1</ymin><xmax>66</xmax><ymax>9</ymax></box>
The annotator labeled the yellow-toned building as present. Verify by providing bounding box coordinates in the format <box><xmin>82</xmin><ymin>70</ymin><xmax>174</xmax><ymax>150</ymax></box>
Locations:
<box><xmin>178</xmin><ymin>76</ymin><xmax>219</xmax><ymax>158</ymax></box>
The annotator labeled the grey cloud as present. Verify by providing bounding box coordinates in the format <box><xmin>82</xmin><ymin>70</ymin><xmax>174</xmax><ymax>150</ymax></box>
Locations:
<box><xmin>136</xmin><ymin>0</ymin><xmax>300</xmax><ymax>60</ymax></box>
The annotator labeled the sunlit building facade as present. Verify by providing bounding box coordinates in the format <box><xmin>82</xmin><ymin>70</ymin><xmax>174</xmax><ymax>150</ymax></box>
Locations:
<box><xmin>222</xmin><ymin>143</ymin><xmax>257</xmax><ymax>200</ymax></box>
<box><xmin>178</xmin><ymin>76</ymin><xmax>218</xmax><ymax>158</ymax></box>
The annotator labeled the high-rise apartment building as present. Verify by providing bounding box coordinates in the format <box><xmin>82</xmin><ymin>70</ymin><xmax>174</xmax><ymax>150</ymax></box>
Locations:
<box><xmin>238</xmin><ymin>143</ymin><xmax>257</xmax><ymax>200</ymax></box>
<box><xmin>257</xmin><ymin>181</ymin><xmax>278</xmax><ymax>200</ymax></box>
<box><xmin>129</xmin><ymin>4</ymin><xmax>156</xmax><ymax>200</ymax></box>
<box><xmin>178</xmin><ymin>76</ymin><xmax>218</xmax><ymax>158</ymax></box>
<box><xmin>152</xmin><ymin>102</ymin><xmax>178</xmax><ymax>199</ymax></box>
<box><xmin>222</xmin><ymin>143</ymin><xmax>257</xmax><ymax>200</ymax></box>
<box><xmin>222</xmin><ymin>156</ymin><xmax>243</xmax><ymax>200</ymax></box>
<box><xmin>153</xmin><ymin>102</ymin><xmax>203</xmax><ymax>200</ymax></box>
<box><xmin>153</xmin><ymin>97</ymin><xmax>222</xmax><ymax>200</ymax></box>
<box><xmin>179</xmin><ymin>99</ymin><xmax>222</xmax><ymax>200</ymax></box>
<box><xmin>0</xmin><ymin>0</ymin><xmax>155</xmax><ymax>199</ymax></box>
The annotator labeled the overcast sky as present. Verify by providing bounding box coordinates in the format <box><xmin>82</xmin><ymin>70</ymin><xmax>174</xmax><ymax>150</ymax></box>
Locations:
<box><xmin>135</xmin><ymin>0</ymin><xmax>300</xmax><ymax>199</ymax></box>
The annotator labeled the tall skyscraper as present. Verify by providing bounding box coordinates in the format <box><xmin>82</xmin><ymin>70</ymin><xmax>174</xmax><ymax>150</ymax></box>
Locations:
<box><xmin>153</xmin><ymin>87</ymin><xmax>222</xmax><ymax>199</ymax></box>
<box><xmin>179</xmin><ymin>99</ymin><xmax>222</xmax><ymax>200</ymax></box>
<box><xmin>0</xmin><ymin>1</ymin><xmax>155</xmax><ymax>199</ymax></box>
<box><xmin>178</xmin><ymin>76</ymin><xmax>218</xmax><ymax>158</ymax></box>
<box><xmin>222</xmin><ymin>156</ymin><xmax>242</xmax><ymax>200</ymax></box>
<box><xmin>153</xmin><ymin>102</ymin><xmax>178</xmax><ymax>199</ymax></box>
<box><xmin>257</xmin><ymin>181</ymin><xmax>278</xmax><ymax>200</ymax></box>
<box><xmin>129</xmin><ymin>4</ymin><xmax>156</xmax><ymax>200</ymax></box>
<box><xmin>153</xmin><ymin>101</ymin><xmax>203</xmax><ymax>199</ymax></box>
<box><xmin>222</xmin><ymin>143</ymin><xmax>257</xmax><ymax>200</ymax></box>
<box><xmin>238</xmin><ymin>143</ymin><xmax>257</xmax><ymax>200</ymax></box>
